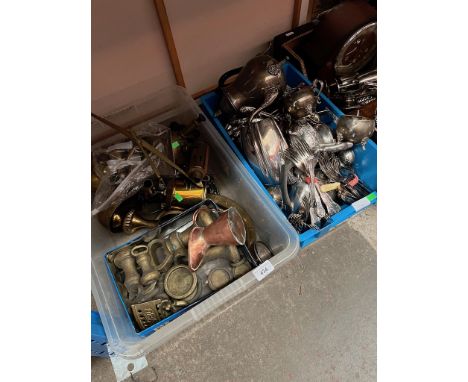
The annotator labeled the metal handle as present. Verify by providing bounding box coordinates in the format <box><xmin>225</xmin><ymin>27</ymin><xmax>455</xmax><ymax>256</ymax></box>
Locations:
<box><xmin>218</xmin><ymin>67</ymin><xmax>243</xmax><ymax>89</ymax></box>
<box><xmin>316</xmin><ymin>141</ymin><xmax>353</xmax><ymax>153</ymax></box>
<box><xmin>248</xmin><ymin>87</ymin><xmax>279</xmax><ymax>124</ymax></box>
<box><xmin>280</xmin><ymin>160</ymin><xmax>295</xmax><ymax>211</ymax></box>
<box><xmin>312</xmin><ymin>79</ymin><xmax>324</xmax><ymax>98</ymax></box>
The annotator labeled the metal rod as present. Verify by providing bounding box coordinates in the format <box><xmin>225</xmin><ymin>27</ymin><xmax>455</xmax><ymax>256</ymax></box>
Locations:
<box><xmin>130</xmin><ymin>130</ymin><xmax>161</xmax><ymax>181</ymax></box>
<box><xmin>91</xmin><ymin>113</ymin><xmax>201</xmax><ymax>186</ymax></box>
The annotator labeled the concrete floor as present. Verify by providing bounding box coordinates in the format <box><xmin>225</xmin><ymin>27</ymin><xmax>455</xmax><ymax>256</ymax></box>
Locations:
<box><xmin>92</xmin><ymin>206</ymin><xmax>376</xmax><ymax>382</ymax></box>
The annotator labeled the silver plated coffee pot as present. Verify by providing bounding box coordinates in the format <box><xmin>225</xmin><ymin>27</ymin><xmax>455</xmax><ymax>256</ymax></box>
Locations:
<box><xmin>219</xmin><ymin>55</ymin><xmax>286</xmax><ymax>117</ymax></box>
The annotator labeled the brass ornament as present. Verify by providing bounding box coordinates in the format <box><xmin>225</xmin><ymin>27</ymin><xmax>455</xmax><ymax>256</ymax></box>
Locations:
<box><xmin>113</xmin><ymin>247</ymin><xmax>140</xmax><ymax>294</ymax></box>
<box><xmin>187</xmin><ymin>141</ymin><xmax>210</xmax><ymax>181</ymax></box>
<box><xmin>164</xmin><ymin>265</ymin><xmax>198</xmax><ymax>301</ymax></box>
<box><xmin>168</xmin><ymin>180</ymin><xmax>207</xmax><ymax>208</ymax></box>
<box><xmin>131</xmin><ymin>300</ymin><xmax>161</xmax><ymax>330</ymax></box>
<box><xmin>122</xmin><ymin>209</ymin><xmax>157</xmax><ymax>234</ymax></box>
<box><xmin>98</xmin><ymin>206</ymin><xmax>124</xmax><ymax>233</ymax></box>
<box><xmin>131</xmin><ymin>244</ymin><xmax>160</xmax><ymax>286</ymax></box>
<box><xmin>231</xmin><ymin>258</ymin><xmax>252</xmax><ymax>279</ymax></box>
<box><xmin>207</xmin><ymin>268</ymin><xmax>233</xmax><ymax>291</ymax></box>
<box><xmin>192</xmin><ymin>205</ymin><xmax>218</xmax><ymax>227</ymax></box>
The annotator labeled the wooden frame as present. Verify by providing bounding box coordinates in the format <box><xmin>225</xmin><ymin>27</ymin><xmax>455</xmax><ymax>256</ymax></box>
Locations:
<box><xmin>292</xmin><ymin>0</ymin><xmax>303</xmax><ymax>28</ymax></box>
<box><xmin>153</xmin><ymin>0</ymin><xmax>186</xmax><ymax>87</ymax></box>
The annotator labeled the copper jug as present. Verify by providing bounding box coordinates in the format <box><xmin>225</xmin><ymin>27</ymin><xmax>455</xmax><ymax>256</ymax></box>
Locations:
<box><xmin>188</xmin><ymin>208</ymin><xmax>246</xmax><ymax>271</ymax></box>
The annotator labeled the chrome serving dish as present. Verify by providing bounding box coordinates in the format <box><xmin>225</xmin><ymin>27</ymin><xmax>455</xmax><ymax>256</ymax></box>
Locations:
<box><xmin>241</xmin><ymin>117</ymin><xmax>288</xmax><ymax>186</ymax></box>
<box><xmin>336</xmin><ymin>115</ymin><xmax>376</xmax><ymax>145</ymax></box>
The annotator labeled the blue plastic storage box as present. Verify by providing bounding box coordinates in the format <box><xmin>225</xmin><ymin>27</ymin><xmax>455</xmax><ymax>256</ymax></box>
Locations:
<box><xmin>201</xmin><ymin>62</ymin><xmax>377</xmax><ymax>247</ymax></box>
<box><xmin>91</xmin><ymin>311</ymin><xmax>113</xmax><ymax>358</ymax></box>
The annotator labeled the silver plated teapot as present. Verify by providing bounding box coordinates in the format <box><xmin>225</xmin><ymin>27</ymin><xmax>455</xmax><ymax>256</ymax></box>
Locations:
<box><xmin>219</xmin><ymin>55</ymin><xmax>286</xmax><ymax>116</ymax></box>
<box><xmin>283</xmin><ymin>80</ymin><xmax>324</xmax><ymax>120</ymax></box>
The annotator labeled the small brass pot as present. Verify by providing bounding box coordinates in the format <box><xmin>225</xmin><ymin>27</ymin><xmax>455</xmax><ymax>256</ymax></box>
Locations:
<box><xmin>208</xmin><ymin>268</ymin><xmax>233</xmax><ymax>291</ymax></box>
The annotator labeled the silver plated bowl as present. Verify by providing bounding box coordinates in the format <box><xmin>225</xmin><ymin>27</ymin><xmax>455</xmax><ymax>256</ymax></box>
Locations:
<box><xmin>241</xmin><ymin>117</ymin><xmax>288</xmax><ymax>186</ymax></box>
<box><xmin>336</xmin><ymin>115</ymin><xmax>375</xmax><ymax>144</ymax></box>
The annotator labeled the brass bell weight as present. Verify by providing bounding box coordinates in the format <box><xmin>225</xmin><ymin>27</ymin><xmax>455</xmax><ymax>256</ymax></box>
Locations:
<box><xmin>113</xmin><ymin>247</ymin><xmax>140</xmax><ymax>296</ymax></box>
<box><xmin>131</xmin><ymin>245</ymin><xmax>160</xmax><ymax>286</ymax></box>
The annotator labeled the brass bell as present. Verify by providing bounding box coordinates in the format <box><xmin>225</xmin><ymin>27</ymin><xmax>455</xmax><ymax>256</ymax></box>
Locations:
<box><xmin>122</xmin><ymin>209</ymin><xmax>157</xmax><ymax>234</ymax></box>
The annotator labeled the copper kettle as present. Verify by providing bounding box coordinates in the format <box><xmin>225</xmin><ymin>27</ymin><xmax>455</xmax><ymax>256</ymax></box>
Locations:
<box><xmin>218</xmin><ymin>55</ymin><xmax>286</xmax><ymax>116</ymax></box>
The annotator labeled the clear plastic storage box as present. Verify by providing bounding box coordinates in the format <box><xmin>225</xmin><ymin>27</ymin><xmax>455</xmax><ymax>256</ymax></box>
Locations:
<box><xmin>91</xmin><ymin>86</ymin><xmax>300</xmax><ymax>359</ymax></box>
